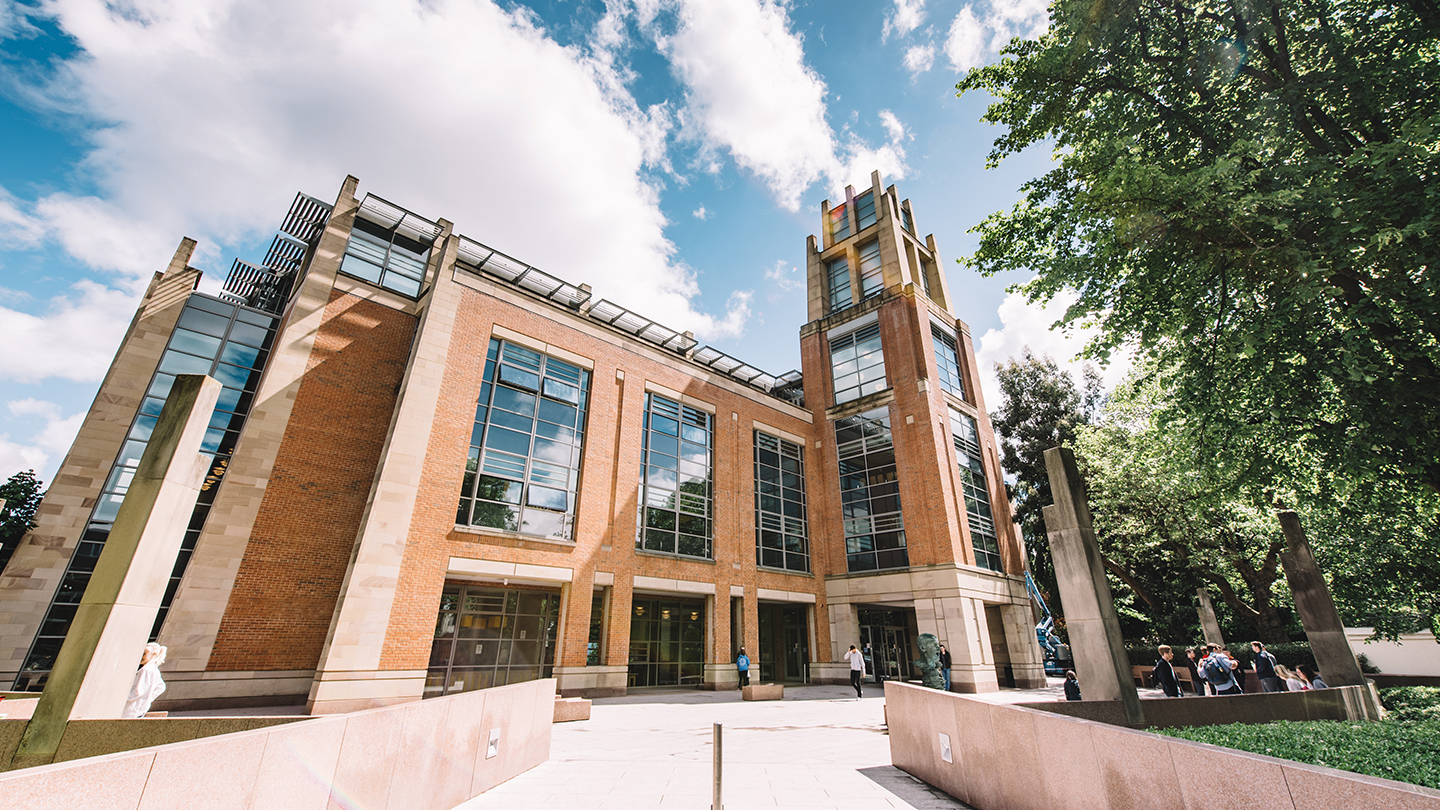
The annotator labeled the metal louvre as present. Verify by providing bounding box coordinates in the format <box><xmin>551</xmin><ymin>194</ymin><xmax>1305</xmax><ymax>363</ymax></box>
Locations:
<box><xmin>588</xmin><ymin>300</ymin><xmax>698</xmax><ymax>354</ymax></box>
<box><xmin>454</xmin><ymin>235</ymin><xmax>591</xmax><ymax>309</ymax></box>
<box><xmin>280</xmin><ymin>193</ymin><xmax>333</xmax><ymax>243</ymax></box>
<box><xmin>691</xmin><ymin>346</ymin><xmax>776</xmax><ymax>389</ymax></box>
<box><xmin>357</xmin><ymin>194</ymin><xmax>442</xmax><ymax>244</ymax></box>
<box><xmin>263</xmin><ymin>233</ymin><xmax>307</xmax><ymax>275</ymax></box>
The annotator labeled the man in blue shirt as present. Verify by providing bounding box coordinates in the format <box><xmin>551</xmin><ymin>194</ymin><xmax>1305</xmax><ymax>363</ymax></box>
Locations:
<box><xmin>1251</xmin><ymin>641</ymin><xmax>1281</xmax><ymax>692</ymax></box>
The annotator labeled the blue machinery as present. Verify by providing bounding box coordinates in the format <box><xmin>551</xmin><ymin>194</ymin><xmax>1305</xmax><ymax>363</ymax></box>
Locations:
<box><xmin>1024</xmin><ymin>571</ymin><xmax>1071</xmax><ymax>677</ymax></box>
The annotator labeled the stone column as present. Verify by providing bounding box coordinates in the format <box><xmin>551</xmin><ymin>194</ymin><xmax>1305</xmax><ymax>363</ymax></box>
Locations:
<box><xmin>1196</xmin><ymin>588</ymin><xmax>1226</xmax><ymax>646</ymax></box>
<box><xmin>998</xmin><ymin>602</ymin><xmax>1047</xmax><ymax>688</ymax></box>
<box><xmin>1277</xmin><ymin>511</ymin><xmax>1366</xmax><ymax>688</ymax></box>
<box><xmin>939</xmin><ymin>596</ymin><xmax>1000</xmax><ymax>693</ymax></box>
<box><xmin>1042</xmin><ymin>447</ymin><xmax>1144</xmax><ymax>725</ymax></box>
<box><xmin>12</xmin><ymin>375</ymin><xmax>219</xmax><ymax>769</ymax></box>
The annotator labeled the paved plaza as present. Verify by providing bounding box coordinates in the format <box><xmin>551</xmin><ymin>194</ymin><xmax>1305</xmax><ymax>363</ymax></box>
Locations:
<box><xmin>449</xmin><ymin>682</ymin><xmax>1055</xmax><ymax>810</ymax></box>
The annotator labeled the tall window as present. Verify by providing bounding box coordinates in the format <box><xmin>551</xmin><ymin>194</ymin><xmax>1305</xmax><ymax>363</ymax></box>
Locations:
<box><xmin>855</xmin><ymin>191</ymin><xmax>877</xmax><ymax>230</ymax></box>
<box><xmin>458</xmin><ymin>339</ymin><xmax>590</xmax><ymax>540</ymax></box>
<box><xmin>932</xmin><ymin>325</ymin><xmax>966</xmax><ymax>398</ymax></box>
<box><xmin>16</xmin><ymin>295</ymin><xmax>278</xmax><ymax>689</ymax></box>
<box><xmin>425</xmin><ymin>584</ymin><xmax>560</xmax><ymax>697</ymax></box>
<box><xmin>638</xmin><ymin>394</ymin><xmax>714</xmax><ymax>559</ymax></box>
<box><xmin>857</xmin><ymin>240</ymin><xmax>883</xmax><ymax>299</ymax></box>
<box><xmin>827</xmin><ymin>257</ymin><xmax>852</xmax><ymax>312</ymax></box>
<box><xmin>340</xmin><ymin>216</ymin><xmax>431</xmax><ymax>297</ymax></box>
<box><xmin>919</xmin><ymin>257</ymin><xmax>932</xmax><ymax>297</ymax></box>
<box><xmin>837</xmin><ymin>408</ymin><xmax>907</xmax><ymax>572</ymax></box>
<box><xmin>628</xmin><ymin>597</ymin><xmax>705</xmax><ymax>687</ymax></box>
<box><xmin>901</xmin><ymin>205</ymin><xmax>914</xmax><ymax>234</ymax></box>
<box><xmin>754</xmin><ymin>431</ymin><xmax>809</xmax><ymax>572</ymax></box>
<box><xmin>831</xmin><ymin>323</ymin><xmax>886</xmax><ymax>405</ymax></box>
<box><xmin>829</xmin><ymin>203</ymin><xmax>850</xmax><ymax>241</ymax></box>
<box><xmin>950</xmin><ymin>409</ymin><xmax>1003</xmax><ymax>572</ymax></box>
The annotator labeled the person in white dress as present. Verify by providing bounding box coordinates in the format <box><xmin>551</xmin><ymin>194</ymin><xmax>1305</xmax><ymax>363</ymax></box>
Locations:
<box><xmin>121</xmin><ymin>643</ymin><xmax>167</xmax><ymax>718</ymax></box>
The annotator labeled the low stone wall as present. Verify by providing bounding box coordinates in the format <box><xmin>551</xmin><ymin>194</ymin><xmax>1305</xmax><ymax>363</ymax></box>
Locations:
<box><xmin>1020</xmin><ymin>683</ymin><xmax>1380</xmax><ymax>728</ymax></box>
<box><xmin>1</xmin><ymin>715</ymin><xmax>304</xmax><ymax>771</ymax></box>
<box><xmin>0</xmin><ymin>677</ymin><xmax>555</xmax><ymax>810</ymax></box>
<box><xmin>886</xmin><ymin>681</ymin><xmax>1440</xmax><ymax>810</ymax></box>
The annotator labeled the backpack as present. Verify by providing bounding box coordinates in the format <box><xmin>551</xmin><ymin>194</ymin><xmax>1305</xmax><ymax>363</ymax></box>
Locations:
<box><xmin>1203</xmin><ymin>655</ymin><xmax>1230</xmax><ymax>684</ymax></box>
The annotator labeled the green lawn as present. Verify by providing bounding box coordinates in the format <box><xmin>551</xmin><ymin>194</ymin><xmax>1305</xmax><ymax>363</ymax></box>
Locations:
<box><xmin>1157</xmin><ymin>719</ymin><xmax>1440</xmax><ymax>790</ymax></box>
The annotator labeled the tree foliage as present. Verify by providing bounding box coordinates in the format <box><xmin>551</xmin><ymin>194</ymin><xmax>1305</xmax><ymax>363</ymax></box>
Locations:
<box><xmin>958</xmin><ymin>0</ymin><xmax>1440</xmax><ymax>495</ymax></box>
<box><xmin>0</xmin><ymin>469</ymin><xmax>44</xmax><ymax>572</ymax></box>
<box><xmin>990</xmin><ymin>349</ymin><xmax>1099</xmax><ymax>600</ymax></box>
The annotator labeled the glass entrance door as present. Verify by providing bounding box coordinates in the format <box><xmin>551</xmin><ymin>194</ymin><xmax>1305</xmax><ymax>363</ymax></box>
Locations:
<box><xmin>858</xmin><ymin>607</ymin><xmax>913</xmax><ymax>683</ymax></box>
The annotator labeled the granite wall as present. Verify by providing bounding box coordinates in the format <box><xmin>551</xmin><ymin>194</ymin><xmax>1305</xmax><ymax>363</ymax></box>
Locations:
<box><xmin>0</xmin><ymin>677</ymin><xmax>555</xmax><ymax>810</ymax></box>
<box><xmin>886</xmin><ymin>681</ymin><xmax>1440</xmax><ymax>810</ymax></box>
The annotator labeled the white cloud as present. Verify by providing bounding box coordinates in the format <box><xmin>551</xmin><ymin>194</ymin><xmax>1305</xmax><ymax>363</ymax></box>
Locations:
<box><xmin>945</xmin><ymin>0</ymin><xmax>1049</xmax><ymax>71</ymax></box>
<box><xmin>883</xmin><ymin>0</ymin><xmax>926</xmax><ymax>42</ymax></box>
<box><xmin>692</xmin><ymin>204</ymin><xmax>709</xmax><ymax>220</ymax></box>
<box><xmin>0</xmin><ymin>188</ymin><xmax>45</xmax><ymax>249</ymax></box>
<box><xmin>0</xmin><ymin>399</ymin><xmax>84</xmax><ymax>481</ymax></box>
<box><xmin>3</xmin><ymin>0</ymin><xmax>748</xmax><ymax>344</ymax></box>
<box><xmin>944</xmin><ymin>6</ymin><xmax>988</xmax><ymax>71</ymax></box>
<box><xmin>879</xmin><ymin>110</ymin><xmax>907</xmax><ymax>144</ymax></box>
<box><xmin>974</xmin><ymin>291</ymin><xmax>1133</xmax><ymax>410</ymax></box>
<box><xmin>903</xmin><ymin>43</ymin><xmax>935</xmax><ymax>76</ymax></box>
<box><xmin>656</xmin><ymin>0</ymin><xmax>908</xmax><ymax>210</ymax></box>
<box><xmin>0</xmin><ymin>280</ymin><xmax>138</xmax><ymax>384</ymax></box>
<box><xmin>763</xmin><ymin>259</ymin><xmax>802</xmax><ymax>292</ymax></box>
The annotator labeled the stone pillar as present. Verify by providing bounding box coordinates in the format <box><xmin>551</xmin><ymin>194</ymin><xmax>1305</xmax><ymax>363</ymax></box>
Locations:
<box><xmin>1196</xmin><ymin>588</ymin><xmax>1226</xmax><ymax>646</ymax></box>
<box><xmin>998</xmin><ymin>602</ymin><xmax>1047</xmax><ymax>688</ymax></box>
<box><xmin>1042</xmin><ymin>447</ymin><xmax>1144</xmax><ymax>725</ymax></box>
<box><xmin>12</xmin><ymin>375</ymin><xmax>219</xmax><ymax>769</ymax></box>
<box><xmin>939</xmin><ymin>596</ymin><xmax>999</xmax><ymax>693</ymax></box>
<box><xmin>1277</xmin><ymin>511</ymin><xmax>1366</xmax><ymax>689</ymax></box>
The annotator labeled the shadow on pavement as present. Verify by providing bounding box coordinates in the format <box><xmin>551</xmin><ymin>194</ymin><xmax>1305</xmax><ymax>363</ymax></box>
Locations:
<box><xmin>859</xmin><ymin>765</ymin><xmax>974</xmax><ymax>809</ymax></box>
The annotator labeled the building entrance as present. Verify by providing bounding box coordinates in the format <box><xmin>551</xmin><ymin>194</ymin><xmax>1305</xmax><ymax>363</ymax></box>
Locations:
<box><xmin>757</xmin><ymin>603</ymin><xmax>810</xmax><ymax>683</ymax></box>
<box><xmin>858</xmin><ymin>607</ymin><xmax>914</xmax><ymax>683</ymax></box>
<box><xmin>628</xmin><ymin>596</ymin><xmax>706</xmax><ymax>687</ymax></box>
<box><xmin>425</xmin><ymin>583</ymin><xmax>560</xmax><ymax>698</ymax></box>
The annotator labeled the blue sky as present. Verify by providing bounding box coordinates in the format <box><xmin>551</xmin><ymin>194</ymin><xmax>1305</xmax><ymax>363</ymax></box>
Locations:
<box><xmin>0</xmin><ymin>0</ymin><xmax>1121</xmax><ymax>484</ymax></box>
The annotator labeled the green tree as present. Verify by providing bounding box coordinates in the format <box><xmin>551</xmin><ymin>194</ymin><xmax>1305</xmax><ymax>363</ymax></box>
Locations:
<box><xmin>0</xmin><ymin>469</ymin><xmax>44</xmax><ymax>572</ymax></box>
<box><xmin>990</xmin><ymin>348</ymin><xmax>1099</xmax><ymax>600</ymax></box>
<box><xmin>957</xmin><ymin>0</ymin><xmax>1440</xmax><ymax>496</ymax></box>
<box><xmin>1075</xmin><ymin>372</ymin><xmax>1295</xmax><ymax>643</ymax></box>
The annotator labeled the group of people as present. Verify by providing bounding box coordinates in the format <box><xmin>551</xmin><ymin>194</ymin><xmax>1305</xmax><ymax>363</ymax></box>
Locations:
<box><xmin>1149</xmin><ymin>640</ymin><xmax>1328</xmax><ymax>697</ymax></box>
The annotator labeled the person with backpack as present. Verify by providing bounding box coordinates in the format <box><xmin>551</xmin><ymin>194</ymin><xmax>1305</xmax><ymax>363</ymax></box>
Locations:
<box><xmin>1202</xmin><ymin>643</ymin><xmax>1242</xmax><ymax>695</ymax></box>
<box><xmin>1151</xmin><ymin>645</ymin><xmax>1183</xmax><ymax>697</ymax></box>
<box><xmin>736</xmin><ymin>648</ymin><xmax>751</xmax><ymax>688</ymax></box>
<box><xmin>1251</xmin><ymin>641</ymin><xmax>1282</xmax><ymax>693</ymax></box>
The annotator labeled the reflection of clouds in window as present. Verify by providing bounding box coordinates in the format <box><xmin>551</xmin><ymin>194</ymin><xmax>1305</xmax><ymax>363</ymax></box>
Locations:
<box><xmin>638</xmin><ymin>394</ymin><xmax>713</xmax><ymax>559</ymax></box>
<box><xmin>457</xmin><ymin>338</ymin><xmax>589</xmax><ymax>540</ymax></box>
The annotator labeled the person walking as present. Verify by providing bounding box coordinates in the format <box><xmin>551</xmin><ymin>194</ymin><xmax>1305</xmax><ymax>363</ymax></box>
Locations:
<box><xmin>1251</xmin><ymin>641</ymin><xmax>1282</xmax><ymax>693</ymax></box>
<box><xmin>122</xmin><ymin>643</ymin><xmax>168</xmax><ymax>719</ymax></box>
<box><xmin>1063</xmin><ymin>670</ymin><xmax>1081</xmax><ymax>701</ymax></box>
<box><xmin>844</xmin><ymin>644</ymin><xmax>866</xmax><ymax>698</ymax></box>
<box><xmin>1151</xmin><ymin>645</ymin><xmax>1182</xmax><ymax>697</ymax></box>
<box><xmin>938</xmin><ymin>644</ymin><xmax>952</xmax><ymax>692</ymax></box>
<box><xmin>736</xmin><ymin>648</ymin><xmax>751</xmax><ymax>688</ymax></box>
<box><xmin>1202</xmin><ymin>643</ymin><xmax>1242</xmax><ymax>695</ymax></box>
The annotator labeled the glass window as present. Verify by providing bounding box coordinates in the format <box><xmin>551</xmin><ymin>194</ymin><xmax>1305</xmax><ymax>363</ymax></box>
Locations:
<box><xmin>829</xmin><ymin>203</ymin><xmax>850</xmax><ymax>241</ymax></box>
<box><xmin>627</xmin><ymin>597</ymin><xmax>706</xmax><ymax>687</ymax></box>
<box><xmin>457</xmin><ymin>338</ymin><xmax>590</xmax><ymax>541</ymax></box>
<box><xmin>950</xmin><ymin>409</ymin><xmax>1003</xmax><ymax>572</ymax></box>
<box><xmin>340</xmin><ymin>215</ymin><xmax>433</xmax><ymax>298</ymax></box>
<box><xmin>830</xmin><ymin>323</ymin><xmax>886</xmax><ymax>405</ymax></box>
<box><xmin>425</xmin><ymin>583</ymin><xmax>560</xmax><ymax>698</ymax></box>
<box><xmin>754</xmin><ymin>431</ymin><xmax>809</xmax><ymax>573</ymax></box>
<box><xmin>827</xmin><ymin>257</ymin><xmax>852</xmax><ymax>313</ymax></box>
<box><xmin>857</xmin><ymin>240</ymin><xmax>883</xmax><ymax>299</ymax></box>
<box><xmin>932</xmin><ymin>325</ymin><xmax>966</xmax><ymax>399</ymax></box>
<box><xmin>835</xmin><ymin>408</ymin><xmax>908</xmax><ymax>572</ymax></box>
<box><xmin>638</xmin><ymin>394</ymin><xmax>713</xmax><ymax>559</ymax></box>
<box><xmin>855</xmin><ymin>191</ymin><xmax>877</xmax><ymax>231</ymax></box>
<box><xmin>17</xmin><ymin>294</ymin><xmax>280</xmax><ymax>683</ymax></box>
<box><xmin>901</xmin><ymin>205</ymin><xmax>914</xmax><ymax>234</ymax></box>
<box><xmin>919</xmin><ymin>257</ymin><xmax>933</xmax><ymax>297</ymax></box>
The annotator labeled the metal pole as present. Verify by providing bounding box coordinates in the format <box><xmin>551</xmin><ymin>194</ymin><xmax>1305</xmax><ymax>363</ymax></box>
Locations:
<box><xmin>712</xmin><ymin>721</ymin><xmax>722</xmax><ymax>810</ymax></box>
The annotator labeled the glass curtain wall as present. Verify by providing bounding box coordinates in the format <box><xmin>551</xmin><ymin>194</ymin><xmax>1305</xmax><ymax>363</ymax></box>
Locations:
<box><xmin>457</xmin><ymin>339</ymin><xmax>590</xmax><ymax>540</ymax></box>
<box><xmin>931</xmin><ymin>325</ymin><xmax>966</xmax><ymax>398</ymax></box>
<box><xmin>950</xmin><ymin>409</ymin><xmax>1004</xmax><ymax>572</ymax></box>
<box><xmin>831</xmin><ymin>323</ymin><xmax>886</xmax><ymax>405</ymax></box>
<box><xmin>628</xmin><ymin>597</ymin><xmax>706</xmax><ymax>687</ymax></box>
<box><xmin>754</xmin><ymin>431</ymin><xmax>809</xmax><ymax>573</ymax></box>
<box><xmin>836</xmin><ymin>408</ymin><xmax>908</xmax><ymax>572</ymax></box>
<box><xmin>338</xmin><ymin>214</ymin><xmax>431</xmax><ymax>297</ymax></box>
<box><xmin>426</xmin><ymin>584</ymin><xmax>560</xmax><ymax>697</ymax></box>
<box><xmin>637</xmin><ymin>394</ymin><xmax>714</xmax><ymax>559</ymax></box>
<box><xmin>857</xmin><ymin>241</ymin><xmax>883</xmax><ymax>299</ymax></box>
<box><xmin>854</xmin><ymin>191</ymin><xmax>878</xmax><ymax>231</ymax></box>
<box><xmin>15</xmin><ymin>294</ymin><xmax>278</xmax><ymax>689</ymax></box>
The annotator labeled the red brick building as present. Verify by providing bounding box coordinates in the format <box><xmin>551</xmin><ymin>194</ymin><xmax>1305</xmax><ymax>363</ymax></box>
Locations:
<box><xmin>0</xmin><ymin>172</ymin><xmax>1043</xmax><ymax>711</ymax></box>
